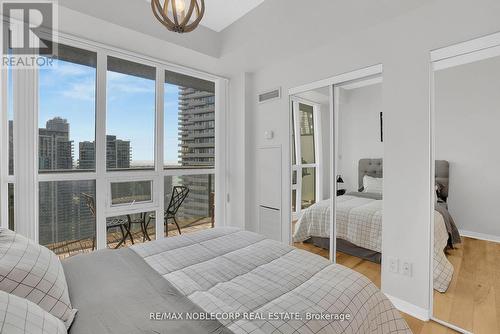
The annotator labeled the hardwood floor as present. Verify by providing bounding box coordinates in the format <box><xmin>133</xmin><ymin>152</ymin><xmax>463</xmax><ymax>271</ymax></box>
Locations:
<box><xmin>433</xmin><ymin>237</ymin><xmax>500</xmax><ymax>334</ymax></box>
<box><xmin>293</xmin><ymin>241</ymin><xmax>459</xmax><ymax>333</ymax></box>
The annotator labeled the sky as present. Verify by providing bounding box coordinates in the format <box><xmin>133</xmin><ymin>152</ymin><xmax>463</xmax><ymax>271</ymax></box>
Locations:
<box><xmin>38</xmin><ymin>59</ymin><xmax>181</xmax><ymax>167</ymax></box>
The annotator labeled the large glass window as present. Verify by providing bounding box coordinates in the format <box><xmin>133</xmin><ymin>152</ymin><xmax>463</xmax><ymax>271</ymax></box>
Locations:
<box><xmin>38</xmin><ymin>44</ymin><xmax>97</xmax><ymax>172</ymax></box>
<box><xmin>39</xmin><ymin>180</ymin><xmax>96</xmax><ymax>258</ymax></box>
<box><xmin>164</xmin><ymin>70</ymin><xmax>215</xmax><ymax>169</ymax></box>
<box><xmin>299</xmin><ymin>103</ymin><xmax>316</xmax><ymax>164</ymax></box>
<box><xmin>5</xmin><ymin>39</ymin><xmax>221</xmax><ymax>258</ymax></box>
<box><xmin>107</xmin><ymin>57</ymin><xmax>155</xmax><ymax>171</ymax></box>
<box><xmin>291</xmin><ymin>100</ymin><xmax>320</xmax><ymax>215</ymax></box>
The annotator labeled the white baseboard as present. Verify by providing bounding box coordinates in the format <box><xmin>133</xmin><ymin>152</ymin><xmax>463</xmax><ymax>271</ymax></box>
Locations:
<box><xmin>385</xmin><ymin>294</ymin><xmax>429</xmax><ymax>321</ymax></box>
<box><xmin>459</xmin><ymin>229</ymin><xmax>500</xmax><ymax>243</ymax></box>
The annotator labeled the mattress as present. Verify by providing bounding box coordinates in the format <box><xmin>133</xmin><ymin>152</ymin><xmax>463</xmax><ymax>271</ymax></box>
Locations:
<box><xmin>131</xmin><ymin>227</ymin><xmax>410</xmax><ymax>333</ymax></box>
<box><xmin>64</xmin><ymin>247</ymin><xmax>230</xmax><ymax>334</ymax></box>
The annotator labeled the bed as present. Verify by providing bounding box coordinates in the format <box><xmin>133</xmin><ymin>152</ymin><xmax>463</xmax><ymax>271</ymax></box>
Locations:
<box><xmin>293</xmin><ymin>159</ymin><xmax>458</xmax><ymax>293</ymax></box>
<box><xmin>63</xmin><ymin>227</ymin><xmax>411</xmax><ymax>334</ymax></box>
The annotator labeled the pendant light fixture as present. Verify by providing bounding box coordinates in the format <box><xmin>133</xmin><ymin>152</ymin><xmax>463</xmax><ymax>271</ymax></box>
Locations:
<box><xmin>151</xmin><ymin>0</ymin><xmax>205</xmax><ymax>33</ymax></box>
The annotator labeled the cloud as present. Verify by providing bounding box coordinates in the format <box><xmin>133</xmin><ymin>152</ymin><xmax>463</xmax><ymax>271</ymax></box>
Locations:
<box><xmin>52</xmin><ymin>62</ymin><xmax>90</xmax><ymax>77</ymax></box>
<box><xmin>61</xmin><ymin>81</ymin><xmax>96</xmax><ymax>101</ymax></box>
<box><xmin>107</xmin><ymin>71</ymin><xmax>155</xmax><ymax>96</ymax></box>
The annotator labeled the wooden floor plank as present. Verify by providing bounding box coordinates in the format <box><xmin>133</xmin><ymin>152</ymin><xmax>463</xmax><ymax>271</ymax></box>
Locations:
<box><xmin>293</xmin><ymin>235</ymin><xmax>499</xmax><ymax>334</ymax></box>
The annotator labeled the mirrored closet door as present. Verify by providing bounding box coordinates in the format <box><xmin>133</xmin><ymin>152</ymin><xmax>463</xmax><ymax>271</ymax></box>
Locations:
<box><xmin>431</xmin><ymin>34</ymin><xmax>500</xmax><ymax>334</ymax></box>
<box><xmin>289</xmin><ymin>66</ymin><xmax>384</xmax><ymax>286</ymax></box>
<box><xmin>333</xmin><ymin>74</ymin><xmax>383</xmax><ymax>287</ymax></box>
<box><xmin>290</xmin><ymin>86</ymin><xmax>333</xmax><ymax>261</ymax></box>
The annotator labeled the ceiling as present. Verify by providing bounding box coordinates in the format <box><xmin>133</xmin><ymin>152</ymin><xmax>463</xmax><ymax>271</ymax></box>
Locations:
<box><xmin>202</xmin><ymin>0</ymin><xmax>266</xmax><ymax>32</ymax></box>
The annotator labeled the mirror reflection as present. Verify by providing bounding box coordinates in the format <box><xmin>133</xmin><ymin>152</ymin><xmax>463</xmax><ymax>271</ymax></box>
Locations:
<box><xmin>432</xmin><ymin>53</ymin><xmax>500</xmax><ymax>333</ymax></box>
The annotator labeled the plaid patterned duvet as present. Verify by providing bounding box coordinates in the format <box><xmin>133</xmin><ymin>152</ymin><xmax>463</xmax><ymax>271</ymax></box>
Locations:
<box><xmin>132</xmin><ymin>228</ymin><xmax>411</xmax><ymax>334</ymax></box>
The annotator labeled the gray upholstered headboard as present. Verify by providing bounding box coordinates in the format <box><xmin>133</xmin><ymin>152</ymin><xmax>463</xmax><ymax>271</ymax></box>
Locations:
<box><xmin>356</xmin><ymin>158</ymin><xmax>449</xmax><ymax>200</ymax></box>
<box><xmin>435</xmin><ymin>160</ymin><xmax>449</xmax><ymax>201</ymax></box>
<box><xmin>358</xmin><ymin>158</ymin><xmax>383</xmax><ymax>191</ymax></box>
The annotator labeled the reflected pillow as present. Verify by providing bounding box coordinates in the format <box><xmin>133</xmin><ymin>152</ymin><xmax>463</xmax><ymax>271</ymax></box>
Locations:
<box><xmin>363</xmin><ymin>175</ymin><xmax>383</xmax><ymax>194</ymax></box>
<box><xmin>0</xmin><ymin>290</ymin><xmax>67</xmax><ymax>334</ymax></box>
<box><xmin>0</xmin><ymin>228</ymin><xmax>77</xmax><ymax>328</ymax></box>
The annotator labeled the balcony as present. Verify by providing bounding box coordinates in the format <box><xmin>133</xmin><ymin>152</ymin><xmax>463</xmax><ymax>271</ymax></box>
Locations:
<box><xmin>47</xmin><ymin>220</ymin><xmax>213</xmax><ymax>260</ymax></box>
<box><xmin>179</xmin><ymin>105</ymin><xmax>214</xmax><ymax>115</ymax></box>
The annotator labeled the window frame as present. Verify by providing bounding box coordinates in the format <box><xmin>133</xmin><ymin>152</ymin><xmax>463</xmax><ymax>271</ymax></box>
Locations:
<box><xmin>290</xmin><ymin>97</ymin><xmax>322</xmax><ymax>219</ymax></box>
<box><xmin>0</xmin><ymin>32</ymin><xmax>228</xmax><ymax>251</ymax></box>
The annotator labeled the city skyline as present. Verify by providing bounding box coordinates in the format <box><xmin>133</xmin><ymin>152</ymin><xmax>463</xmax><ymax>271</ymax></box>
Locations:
<box><xmin>37</xmin><ymin>59</ymin><xmax>181</xmax><ymax>165</ymax></box>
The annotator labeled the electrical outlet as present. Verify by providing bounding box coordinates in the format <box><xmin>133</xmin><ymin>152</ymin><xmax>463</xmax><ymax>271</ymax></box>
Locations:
<box><xmin>388</xmin><ymin>257</ymin><xmax>399</xmax><ymax>273</ymax></box>
<box><xmin>401</xmin><ymin>261</ymin><xmax>412</xmax><ymax>277</ymax></box>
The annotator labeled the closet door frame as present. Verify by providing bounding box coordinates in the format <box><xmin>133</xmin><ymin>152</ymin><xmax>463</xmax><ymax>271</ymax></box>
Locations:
<box><xmin>288</xmin><ymin>64</ymin><xmax>383</xmax><ymax>263</ymax></box>
<box><xmin>429</xmin><ymin>30</ymin><xmax>500</xmax><ymax>334</ymax></box>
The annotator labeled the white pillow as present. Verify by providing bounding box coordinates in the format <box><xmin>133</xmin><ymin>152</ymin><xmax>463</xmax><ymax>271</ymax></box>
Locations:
<box><xmin>363</xmin><ymin>175</ymin><xmax>383</xmax><ymax>194</ymax></box>
<box><xmin>0</xmin><ymin>228</ymin><xmax>77</xmax><ymax>328</ymax></box>
<box><xmin>0</xmin><ymin>290</ymin><xmax>67</xmax><ymax>334</ymax></box>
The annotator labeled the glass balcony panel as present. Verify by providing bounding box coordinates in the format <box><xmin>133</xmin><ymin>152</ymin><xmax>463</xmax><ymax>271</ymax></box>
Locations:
<box><xmin>301</xmin><ymin>168</ymin><xmax>316</xmax><ymax>209</ymax></box>
<box><xmin>163</xmin><ymin>174</ymin><xmax>215</xmax><ymax>235</ymax></box>
<box><xmin>8</xmin><ymin>184</ymin><xmax>14</xmax><ymax>231</ymax></box>
<box><xmin>106</xmin><ymin>211</ymin><xmax>155</xmax><ymax>249</ymax></box>
<box><xmin>39</xmin><ymin>180</ymin><xmax>96</xmax><ymax>259</ymax></box>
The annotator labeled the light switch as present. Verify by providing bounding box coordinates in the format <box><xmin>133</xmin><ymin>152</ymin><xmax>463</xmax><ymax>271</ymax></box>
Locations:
<box><xmin>388</xmin><ymin>257</ymin><xmax>399</xmax><ymax>273</ymax></box>
<box><xmin>264</xmin><ymin>130</ymin><xmax>274</xmax><ymax>140</ymax></box>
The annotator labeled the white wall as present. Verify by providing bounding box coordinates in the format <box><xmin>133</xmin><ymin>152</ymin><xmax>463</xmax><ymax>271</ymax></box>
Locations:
<box><xmin>218</xmin><ymin>0</ymin><xmax>500</xmax><ymax>316</ymax></box>
<box><xmin>435</xmin><ymin>55</ymin><xmax>500</xmax><ymax>239</ymax></box>
<box><xmin>338</xmin><ymin>84</ymin><xmax>384</xmax><ymax>192</ymax></box>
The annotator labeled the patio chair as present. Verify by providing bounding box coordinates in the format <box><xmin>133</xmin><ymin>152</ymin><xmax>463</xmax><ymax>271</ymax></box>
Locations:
<box><xmin>127</xmin><ymin>212</ymin><xmax>150</xmax><ymax>242</ymax></box>
<box><xmin>81</xmin><ymin>193</ymin><xmax>133</xmax><ymax>249</ymax></box>
<box><xmin>147</xmin><ymin>186</ymin><xmax>189</xmax><ymax>237</ymax></box>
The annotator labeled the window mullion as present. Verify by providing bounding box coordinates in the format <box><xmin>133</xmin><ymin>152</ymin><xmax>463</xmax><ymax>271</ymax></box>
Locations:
<box><xmin>95</xmin><ymin>51</ymin><xmax>107</xmax><ymax>249</ymax></box>
<box><xmin>155</xmin><ymin>68</ymin><xmax>165</xmax><ymax>239</ymax></box>
<box><xmin>215</xmin><ymin>78</ymin><xmax>228</xmax><ymax>227</ymax></box>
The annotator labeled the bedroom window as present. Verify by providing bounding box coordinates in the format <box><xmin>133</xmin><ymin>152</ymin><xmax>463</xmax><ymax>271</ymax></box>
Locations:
<box><xmin>38</xmin><ymin>44</ymin><xmax>97</xmax><ymax>173</ymax></box>
<box><xmin>291</xmin><ymin>100</ymin><xmax>321</xmax><ymax>217</ymax></box>
<box><xmin>164</xmin><ymin>70</ymin><xmax>215</xmax><ymax>169</ymax></box>
<box><xmin>1</xmin><ymin>35</ymin><xmax>227</xmax><ymax>257</ymax></box>
<box><xmin>110</xmin><ymin>180</ymin><xmax>153</xmax><ymax>206</ymax></box>
<box><xmin>107</xmin><ymin>57</ymin><xmax>156</xmax><ymax>171</ymax></box>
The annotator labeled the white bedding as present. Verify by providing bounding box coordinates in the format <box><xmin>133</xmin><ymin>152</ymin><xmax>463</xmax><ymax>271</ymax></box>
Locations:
<box><xmin>132</xmin><ymin>227</ymin><xmax>411</xmax><ymax>334</ymax></box>
<box><xmin>293</xmin><ymin>196</ymin><xmax>454</xmax><ymax>292</ymax></box>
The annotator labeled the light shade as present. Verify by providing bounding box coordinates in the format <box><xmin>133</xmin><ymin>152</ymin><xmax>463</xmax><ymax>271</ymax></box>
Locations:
<box><xmin>336</xmin><ymin>175</ymin><xmax>344</xmax><ymax>183</ymax></box>
<box><xmin>151</xmin><ymin>0</ymin><xmax>205</xmax><ymax>33</ymax></box>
